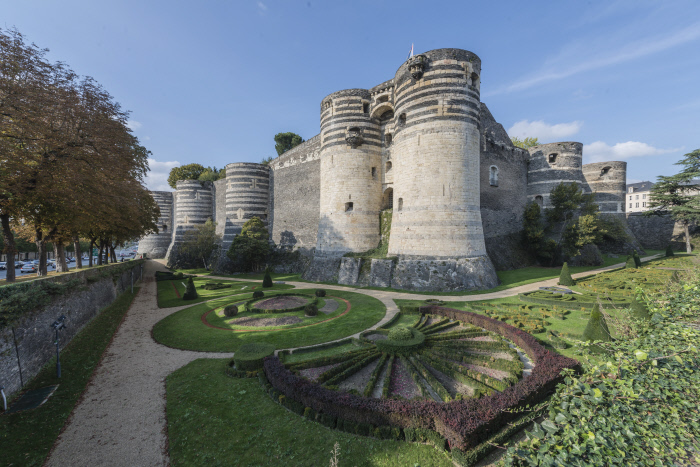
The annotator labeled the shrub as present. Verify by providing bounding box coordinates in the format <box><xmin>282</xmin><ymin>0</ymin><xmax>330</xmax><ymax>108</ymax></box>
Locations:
<box><xmin>582</xmin><ymin>304</ymin><xmax>611</xmax><ymax>342</ymax></box>
<box><xmin>262</xmin><ymin>268</ymin><xmax>273</xmax><ymax>288</ymax></box>
<box><xmin>304</xmin><ymin>303</ymin><xmax>318</xmax><ymax>317</ymax></box>
<box><xmin>224</xmin><ymin>304</ymin><xmax>239</xmax><ymax>318</ymax></box>
<box><xmin>375</xmin><ymin>328</ymin><xmax>425</xmax><ymax>355</ymax></box>
<box><xmin>183</xmin><ymin>277</ymin><xmax>198</xmax><ymax>300</ymax></box>
<box><xmin>625</xmin><ymin>255</ymin><xmax>637</xmax><ymax>269</ymax></box>
<box><xmin>633</xmin><ymin>250</ymin><xmax>642</xmax><ymax>268</ymax></box>
<box><xmin>629</xmin><ymin>298</ymin><xmax>650</xmax><ymax>320</ymax></box>
<box><xmin>234</xmin><ymin>342</ymin><xmax>276</xmax><ymax>371</ymax></box>
<box><xmin>557</xmin><ymin>262</ymin><xmax>576</xmax><ymax>286</ymax></box>
<box><xmin>252</xmin><ymin>290</ymin><xmax>264</xmax><ymax>299</ymax></box>
<box><xmin>201</xmin><ymin>282</ymin><xmax>231</xmax><ymax>290</ymax></box>
<box><xmin>315</xmin><ymin>289</ymin><xmax>326</xmax><ymax>297</ymax></box>
<box><xmin>665</xmin><ymin>245</ymin><xmax>675</xmax><ymax>257</ymax></box>
<box><xmin>387</xmin><ymin>326</ymin><xmax>413</xmax><ymax>341</ymax></box>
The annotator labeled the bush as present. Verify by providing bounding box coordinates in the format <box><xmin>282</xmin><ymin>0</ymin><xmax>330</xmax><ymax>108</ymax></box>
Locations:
<box><xmin>629</xmin><ymin>298</ymin><xmax>650</xmax><ymax>320</ymax></box>
<box><xmin>315</xmin><ymin>289</ymin><xmax>326</xmax><ymax>297</ymax></box>
<box><xmin>625</xmin><ymin>255</ymin><xmax>637</xmax><ymax>269</ymax></box>
<box><xmin>582</xmin><ymin>304</ymin><xmax>611</xmax><ymax>342</ymax></box>
<box><xmin>234</xmin><ymin>342</ymin><xmax>276</xmax><ymax>371</ymax></box>
<box><xmin>633</xmin><ymin>250</ymin><xmax>642</xmax><ymax>268</ymax></box>
<box><xmin>201</xmin><ymin>282</ymin><xmax>231</xmax><ymax>290</ymax></box>
<box><xmin>252</xmin><ymin>290</ymin><xmax>264</xmax><ymax>299</ymax></box>
<box><xmin>183</xmin><ymin>277</ymin><xmax>198</xmax><ymax>300</ymax></box>
<box><xmin>223</xmin><ymin>304</ymin><xmax>238</xmax><ymax>318</ymax></box>
<box><xmin>557</xmin><ymin>262</ymin><xmax>575</xmax><ymax>286</ymax></box>
<box><xmin>262</xmin><ymin>268</ymin><xmax>273</xmax><ymax>288</ymax></box>
<box><xmin>665</xmin><ymin>245</ymin><xmax>675</xmax><ymax>257</ymax></box>
<box><xmin>387</xmin><ymin>327</ymin><xmax>413</xmax><ymax>341</ymax></box>
<box><xmin>304</xmin><ymin>303</ymin><xmax>318</xmax><ymax>317</ymax></box>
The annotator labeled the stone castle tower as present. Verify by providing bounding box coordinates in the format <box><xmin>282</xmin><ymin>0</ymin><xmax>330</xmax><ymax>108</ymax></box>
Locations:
<box><xmin>139</xmin><ymin>47</ymin><xmax>631</xmax><ymax>292</ymax></box>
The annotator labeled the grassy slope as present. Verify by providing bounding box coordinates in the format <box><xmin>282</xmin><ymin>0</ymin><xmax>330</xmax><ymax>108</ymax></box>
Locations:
<box><xmin>152</xmin><ymin>289</ymin><xmax>386</xmax><ymax>352</ymax></box>
<box><xmin>166</xmin><ymin>359</ymin><xmax>453</xmax><ymax>467</ymax></box>
<box><xmin>157</xmin><ymin>278</ymin><xmax>293</xmax><ymax>308</ymax></box>
<box><xmin>0</xmin><ymin>288</ymin><xmax>139</xmax><ymax>467</ymax></box>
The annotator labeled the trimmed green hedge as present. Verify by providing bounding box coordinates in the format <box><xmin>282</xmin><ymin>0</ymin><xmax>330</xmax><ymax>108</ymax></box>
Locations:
<box><xmin>234</xmin><ymin>342</ymin><xmax>276</xmax><ymax>371</ymax></box>
<box><xmin>374</xmin><ymin>328</ymin><xmax>425</xmax><ymax>355</ymax></box>
<box><xmin>519</xmin><ymin>291</ymin><xmax>631</xmax><ymax>310</ymax></box>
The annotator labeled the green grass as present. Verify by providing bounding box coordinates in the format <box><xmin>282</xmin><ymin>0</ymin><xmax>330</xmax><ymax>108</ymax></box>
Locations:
<box><xmin>166</xmin><ymin>359</ymin><xmax>454</xmax><ymax>467</ymax></box>
<box><xmin>152</xmin><ymin>289</ymin><xmax>386</xmax><ymax>352</ymax></box>
<box><xmin>0</xmin><ymin>287</ymin><xmax>139</xmax><ymax>467</ymax></box>
<box><xmin>157</xmin><ymin>277</ymin><xmax>294</xmax><ymax>308</ymax></box>
<box><xmin>281</xmin><ymin>341</ymin><xmax>371</xmax><ymax>364</ymax></box>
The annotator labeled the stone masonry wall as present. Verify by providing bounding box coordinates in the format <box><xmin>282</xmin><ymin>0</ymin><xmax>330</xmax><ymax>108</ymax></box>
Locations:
<box><xmin>0</xmin><ymin>261</ymin><xmax>144</xmax><ymax>399</ymax></box>
<box><xmin>626</xmin><ymin>212</ymin><xmax>696</xmax><ymax>250</ymax></box>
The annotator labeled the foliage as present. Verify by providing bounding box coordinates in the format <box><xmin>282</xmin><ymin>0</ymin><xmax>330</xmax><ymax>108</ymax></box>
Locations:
<box><xmin>502</xmin><ymin>275</ymin><xmax>700</xmax><ymax>466</ymax></box>
<box><xmin>226</xmin><ymin>217</ymin><xmax>270</xmax><ymax>272</ymax></box>
<box><xmin>171</xmin><ymin>219</ymin><xmax>221</xmax><ymax>269</ymax></box>
<box><xmin>182</xmin><ymin>277</ymin><xmax>198</xmax><ymax>300</ymax></box>
<box><xmin>510</xmin><ymin>136</ymin><xmax>539</xmax><ymax>149</ymax></box>
<box><xmin>196</xmin><ymin>167</ymin><xmax>226</xmax><ymax>183</ymax></box>
<box><xmin>387</xmin><ymin>326</ymin><xmax>413</xmax><ymax>341</ymax></box>
<box><xmin>260</xmin><ymin>156</ymin><xmax>275</xmax><ymax>166</ymax></box>
<box><xmin>223</xmin><ymin>304</ymin><xmax>238</xmax><ymax>318</ymax></box>
<box><xmin>666</xmin><ymin>245</ymin><xmax>675</xmax><ymax>256</ymax></box>
<box><xmin>557</xmin><ymin>262</ymin><xmax>575</xmax><ymax>286</ymax></box>
<box><xmin>304</xmin><ymin>303</ymin><xmax>318</xmax><ymax>317</ymax></box>
<box><xmin>632</xmin><ymin>250</ymin><xmax>642</xmax><ymax>268</ymax></box>
<box><xmin>629</xmin><ymin>298</ymin><xmax>650</xmax><ymax>321</ymax></box>
<box><xmin>274</xmin><ymin>132</ymin><xmax>304</xmax><ymax>156</ymax></box>
<box><xmin>252</xmin><ymin>290</ymin><xmax>264</xmax><ymax>299</ymax></box>
<box><xmin>262</xmin><ymin>268</ymin><xmax>273</xmax><ymax>288</ymax></box>
<box><xmin>315</xmin><ymin>289</ymin><xmax>326</xmax><ymax>297</ymax></box>
<box><xmin>201</xmin><ymin>282</ymin><xmax>231</xmax><ymax>290</ymax></box>
<box><xmin>522</xmin><ymin>202</ymin><xmax>555</xmax><ymax>262</ymax></box>
<box><xmin>234</xmin><ymin>342</ymin><xmax>276</xmax><ymax>371</ymax></box>
<box><xmin>167</xmin><ymin>163</ymin><xmax>206</xmax><ymax>188</ymax></box>
<box><xmin>582</xmin><ymin>304</ymin><xmax>611</xmax><ymax>342</ymax></box>
<box><xmin>625</xmin><ymin>255</ymin><xmax>637</xmax><ymax>269</ymax></box>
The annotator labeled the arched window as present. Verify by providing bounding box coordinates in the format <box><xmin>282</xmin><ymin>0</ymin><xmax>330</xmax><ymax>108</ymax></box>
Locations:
<box><xmin>398</xmin><ymin>113</ymin><xmax>406</xmax><ymax>126</ymax></box>
<box><xmin>535</xmin><ymin>195</ymin><xmax>544</xmax><ymax>207</ymax></box>
<box><xmin>600</xmin><ymin>166</ymin><xmax>612</xmax><ymax>177</ymax></box>
<box><xmin>386</xmin><ymin>161</ymin><xmax>392</xmax><ymax>172</ymax></box>
<box><xmin>489</xmin><ymin>165</ymin><xmax>499</xmax><ymax>187</ymax></box>
<box><xmin>470</xmin><ymin>72</ymin><xmax>479</xmax><ymax>87</ymax></box>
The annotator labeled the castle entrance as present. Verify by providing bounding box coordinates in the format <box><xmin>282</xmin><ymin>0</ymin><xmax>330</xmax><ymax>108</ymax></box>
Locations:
<box><xmin>382</xmin><ymin>187</ymin><xmax>394</xmax><ymax>210</ymax></box>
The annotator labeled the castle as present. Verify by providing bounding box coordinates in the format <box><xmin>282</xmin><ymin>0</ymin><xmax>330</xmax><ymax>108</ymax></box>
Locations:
<box><xmin>138</xmin><ymin>48</ymin><xmax>630</xmax><ymax>291</ymax></box>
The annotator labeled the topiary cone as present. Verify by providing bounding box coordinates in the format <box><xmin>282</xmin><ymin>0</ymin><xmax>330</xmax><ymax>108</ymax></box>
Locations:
<box><xmin>633</xmin><ymin>250</ymin><xmax>642</xmax><ymax>268</ymax></box>
<box><xmin>558</xmin><ymin>262</ymin><xmax>576</xmax><ymax>286</ymax></box>
<box><xmin>625</xmin><ymin>255</ymin><xmax>637</xmax><ymax>269</ymax></box>
<box><xmin>666</xmin><ymin>245</ymin><xmax>675</xmax><ymax>257</ymax></box>
<box><xmin>262</xmin><ymin>268</ymin><xmax>273</xmax><ymax>288</ymax></box>
<box><xmin>629</xmin><ymin>298</ymin><xmax>650</xmax><ymax>320</ymax></box>
<box><xmin>183</xmin><ymin>277</ymin><xmax>198</xmax><ymax>300</ymax></box>
<box><xmin>583</xmin><ymin>303</ymin><xmax>611</xmax><ymax>342</ymax></box>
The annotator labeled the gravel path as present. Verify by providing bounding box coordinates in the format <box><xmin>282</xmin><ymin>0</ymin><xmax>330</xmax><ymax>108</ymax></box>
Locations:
<box><xmin>46</xmin><ymin>261</ymin><xmax>234</xmax><ymax>467</ymax></box>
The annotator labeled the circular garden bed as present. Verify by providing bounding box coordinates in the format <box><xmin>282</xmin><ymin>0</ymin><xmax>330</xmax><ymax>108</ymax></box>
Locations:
<box><xmin>244</xmin><ymin>293</ymin><xmax>319</xmax><ymax>314</ymax></box>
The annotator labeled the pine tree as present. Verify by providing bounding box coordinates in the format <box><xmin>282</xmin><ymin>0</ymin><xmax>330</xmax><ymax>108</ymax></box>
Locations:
<box><xmin>666</xmin><ymin>245</ymin><xmax>675</xmax><ymax>257</ymax></box>
<box><xmin>262</xmin><ymin>268</ymin><xmax>273</xmax><ymax>288</ymax></box>
<box><xmin>183</xmin><ymin>277</ymin><xmax>198</xmax><ymax>300</ymax></box>
<box><xmin>583</xmin><ymin>304</ymin><xmax>611</xmax><ymax>342</ymax></box>
<box><xmin>558</xmin><ymin>262</ymin><xmax>576</xmax><ymax>286</ymax></box>
<box><xmin>625</xmin><ymin>255</ymin><xmax>637</xmax><ymax>269</ymax></box>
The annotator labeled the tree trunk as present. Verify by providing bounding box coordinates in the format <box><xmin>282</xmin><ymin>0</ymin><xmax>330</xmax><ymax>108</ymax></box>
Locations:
<box><xmin>35</xmin><ymin>230</ymin><xmax>48</xmax><ymax>276</ymax></box>
<box><xmin>55</xmin><ymin>242</ymin><xmax>68</xmax><ymax>272</ymax></box>
<box><xmin>74</xmin><ymin>236</ymin><xmax>83</xmax><ymax>269</ymax></box>
<box><xmin>89</xmin><ymin>238</ymin><xmax>95</xmax><ymax>267</ymax></box>
<box><xmin>110</xmin><ymin>245</ymin><xmax>117</xmax><ymax>263</ymax></box>
<box><xmin>685</xmin><ymin>222</ymin><xmax>692</xmax><ymax>253</ymax></box>
<box><xmin>98</xmin><ymin>240</ymin><xmax>105</xmax><ymax>265</ymax></box>
<box><xmin>1</xmin><ymin>214</ymin><xmax>17</xmax><ymax>283</ymax></box>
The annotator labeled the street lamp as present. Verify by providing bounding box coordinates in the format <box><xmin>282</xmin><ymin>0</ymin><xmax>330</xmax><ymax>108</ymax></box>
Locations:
<box><xmin>51</xmin><ymin>315</ymin><xmax>67</xmax><ymax>378</ymax></box>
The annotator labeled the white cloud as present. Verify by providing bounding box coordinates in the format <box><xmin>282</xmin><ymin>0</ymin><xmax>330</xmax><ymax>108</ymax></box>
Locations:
<box><xmin>257</xmin><ymin>1</ymin><xmax>267</xmax><ymax>12</ymax></box>
<box><xmin>127</xmin><ymin>120</ymin><xmax>142</xmax><ymax>131</ymax></box>
<box><xmin>507</xmin><ymin>120</ymin><xmax>583</xmax><ymax>142</ymax></box>
<box><xmin>583</xmin><ymin>141</ymin><xmax>682</xmax><ymax>162</ymax></box>
<box><xmin>145</xmin><ymin>158</ymin><xmax>180</xmax><ymax>191</ymax></box>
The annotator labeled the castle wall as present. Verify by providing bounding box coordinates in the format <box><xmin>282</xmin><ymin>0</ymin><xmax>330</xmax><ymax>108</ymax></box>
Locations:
<box><xmin>213</xmin><ymin>178</ymin><xmax>227</xmax><ymax>238</ymax></box>
<box><xmin>137</xmin><ymin>191</ymin><xmax>173</xmax><ymax>258</ymax></box>
<box><xmin>164</xmin><ymin>180</ymin><xmax>213</xmax><ymax>263</ymax></box>
<box><xmin>626</xmin><ymin>212</ymin><xmax>695</xmax><ymax>250</ymax></box>
<box><xmin>527</xmin><ymin>142</ymin><xmax>589</xmax><ymax>207</ymax></box>
<box><xmin>268</xmin><ymin>136</ymin><xmax>321</xmax><ymax>252</ymax></box>
<box><xmin>223</xmin><ymin>163</ymin><xmax>270</xmax><ymax>249</ymax></box>
<box><xmin>583</xmin><ymin>161</ymin><xmax>626</xmax><ymax>215</ymax></box>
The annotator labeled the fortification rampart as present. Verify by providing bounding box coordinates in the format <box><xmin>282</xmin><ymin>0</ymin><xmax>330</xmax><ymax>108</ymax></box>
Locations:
<box><xmin>583</xmin><ymin>161</ymin><xmax>626</xmax><ymax>215</ymax></box>
<box><xmin>137</xmin><ymin>191</ymin><xmax>173</xmax><ymax>258</ymax></box>
<box><xmin>223</xmin><ymin>163</ymin><xmax>270</xmax><ymax>248</ymax></box>
<box><xmin>527</xmin><ymin>142</ymin><xmax>589</xmax><ymax>208</ymax></box>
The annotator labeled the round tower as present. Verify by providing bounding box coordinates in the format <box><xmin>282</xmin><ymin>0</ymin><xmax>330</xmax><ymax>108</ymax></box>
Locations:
<box><xmin>582</xmin><ymin>161</ymin><xmax>627</xmax><ymax>215</ymax></box>
<box><xmin>527</xmin><ymin>142</ymin><xmax>589</xmax><ymax>208</ymax></box>
<box><xmin>388</xmin><ymin>48</ymin><xmax>487</xmax><ymax>258</ymax></box>
<box><xmin>171</xmin><ymin>180</ymin><xmax>214</xmax><ymax>244</ymax></box>
<box><xmin>315</xmin><ymin>88</ymin><xmax>383</xmax><ymax>255</ymax></box>
<box><xmin>223</xmin><ymin>162</ymin><xmax>270</xmax><ymax>248</ymax></box>
<box><xmin>137</xmin><ymin>191</ymin><xmax>173</xmax><ymax>258</ymax></box>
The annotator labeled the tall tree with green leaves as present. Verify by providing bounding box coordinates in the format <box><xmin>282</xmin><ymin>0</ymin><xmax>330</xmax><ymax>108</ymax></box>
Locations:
<box><xmin>167</xmin><ymin>163</ymin><xmax>206</xmax><ymax>188</ymax></box>
<box><xmin>646</xmin><ymin>149</ymin><xmax>700</xmax><ymax>253</ymax></box>
<box><xmin>173</xmin><ymin>219</ymin><xmax>221</xmax><ymax>269</ymax></box>
<box><xmin>226</xmin><ymin>217</ymin><xmax>270</xmax><ymax>272</ymax></box>
<box><xmin>511</xmin><ymin>136</ymin><xmax>539</xmax><ymax>149</ymax></box>
<box><xmin>274</xmin><ymin>132</ymin><xmax>304</xmax><ymax>156</ymax></box>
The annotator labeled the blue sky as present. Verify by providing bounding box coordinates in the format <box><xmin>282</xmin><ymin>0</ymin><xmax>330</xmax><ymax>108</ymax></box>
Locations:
<box><xmin>5</xmin><ymin>0</ymin><xmax>700</xmax><ymax>190</ymax></box>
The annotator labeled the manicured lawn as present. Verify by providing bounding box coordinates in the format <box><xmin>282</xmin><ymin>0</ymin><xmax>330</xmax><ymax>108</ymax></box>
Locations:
<box><xmin>152</xmin><ymin>289</ymin><xmax>386</xmax><ymax>352</ymax></box>
<box><xmin>156</xmin><ymin>277</ymin><xmax>294</xmax><ymax>308</ymax></box>
<box><xmin>166</xmin><ymin>359</ymin><xmax>454</xmax><ymax>467</ymax></box>
<box><xmin>0</xmin><ymin>288</ymin><xmax>139</xmax><ymax>467</ymax></box>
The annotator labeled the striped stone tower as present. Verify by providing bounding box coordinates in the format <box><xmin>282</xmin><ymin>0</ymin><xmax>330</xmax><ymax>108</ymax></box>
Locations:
<box><xmin>527</xmin><ymin>142</ymin><xmax>590</xmax><ymax>208</ymax></box>
<box><xmin>137</xmin><ymin>191</ymin><xmax>173</xmax><ymax>258</ymax></box>
<box><xmin>583</xmin><ymin>161</ymin><xmax>627</xmax><ymax>215</ymax></box>
<box><xmin>315</xmin><ymin>89</ymin><xmax>383</xmax><ymax>255</ymax></box>
<box><xmin>164</xmin><ymin>180</ymin><xmax>214</xmax><ymax>263</ymax></box>
<box><xmin>223</xmin><ymin>162</ymin><xmax>270</xmax><ymax>249</ymax></box>
<box><xmin>387</xmin><ymin>48</ymin><xmax>487</xmax><ymax>259</ymax></box>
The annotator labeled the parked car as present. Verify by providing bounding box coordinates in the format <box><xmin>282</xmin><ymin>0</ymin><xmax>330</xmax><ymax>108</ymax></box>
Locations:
<box><xmin>20</xmin><ymin>263</ymin><xmax>37</xmax><ymax>273</ymax></box>
<box><xmin>15</xmin><ymin>261</ymin><xmax>24</xmax><ymax>268</ymax></box>
<box><xmin>0</xmin><ymin>262</ymin><xmax>6</xmax><ymax>270</ymax></box>
<box><xmin>66</xmin><ymin>257</ymin><xmax>74</xmax><ymax>263</ymax></box>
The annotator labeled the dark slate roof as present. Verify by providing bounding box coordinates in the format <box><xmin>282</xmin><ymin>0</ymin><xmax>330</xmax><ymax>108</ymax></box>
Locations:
<box><xmin>626</xmin><ymin>181</ymin><xmax>654</xmax><ymax>192</ymax></box>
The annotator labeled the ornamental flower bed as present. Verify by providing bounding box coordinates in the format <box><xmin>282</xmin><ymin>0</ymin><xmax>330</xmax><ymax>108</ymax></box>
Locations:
<box><xmin>263</xmin><ymin>305</ymin><xmax>580</xmax><ymax>453</ymax></box>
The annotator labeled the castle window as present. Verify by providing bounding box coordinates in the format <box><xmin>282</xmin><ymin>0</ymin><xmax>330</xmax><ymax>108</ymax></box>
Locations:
<box><xmin>382</xmin><ymin>188</ymin><xmax>394</xmax><ymax>210</ymax></box>
<box><xmin>161</xmin><ymin>224</ymin><xmax>167</xmax><ymax>232</ymax></box>
<box><xmin>385</xmin><ymin>133</ymin><xmax>392</xmax><ymax>145</ymax></box>
<box><xmin>470</xmin><ymin>72</ymin><xmax>479</xmax><ymax>87</ymax></box>
<box><xmin>489</xmin><ymin>165</ymin><xmax>499</xmax><ymax>187</ymax></box>
<box><xmin>371</xmin><ymin>167</ymin><xmax>377</xmax><ymax>180</ymax></box>
<box><xmin>398</xmin><ymin>113</ymin><xmax>406</xmax><ymax>126</ymax></box>
<box><xmin>398</xmin><ymin>198</ymin><xmax>403</xmax><ymax>211</ymax></box>
<box><xmin>386</xmin><ymin>161</ymin><xmax>392</xmax><ymax>172</ymax></box>
<box><xmin>535</xmin><ymin>195</ymin><xmax>543</xmax><ymax>207</ymax></box>
<box><xmin>601</xmin><ymin>166</ymin><xmax>611</xmax><ymax>175</ymax></box>
<box><xmin>363</xmin><ymin>102</ymin><xmax>369</xmax><ymax>114</ymax></box>
<box><xmin>345</xmin><ymin>202</ymin><xmax>353</xmax><ymax>212</ymax></box>
<box><xmin>548</xmin><ymin>153</ymin><xmax>557</xmax><ymax>164</ymax></box>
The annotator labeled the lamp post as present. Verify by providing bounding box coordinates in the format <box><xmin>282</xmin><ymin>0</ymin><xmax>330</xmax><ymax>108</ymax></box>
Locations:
<box><xmin>51</xmin><ymin>315</ymin><xmax>67</xmax><ymax>378</ymax></box>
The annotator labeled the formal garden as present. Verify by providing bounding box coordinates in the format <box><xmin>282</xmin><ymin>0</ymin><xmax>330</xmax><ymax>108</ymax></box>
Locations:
<box><xmin>157</xmin><ymin>251</ymin><xmax>700</xmax><ymax>466</ymax></box>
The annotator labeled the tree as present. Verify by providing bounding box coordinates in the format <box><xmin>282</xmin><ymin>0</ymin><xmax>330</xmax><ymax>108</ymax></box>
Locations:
<box><xmin>558</xmin><ymin>262</ymin><xmax>575</xmax><ymax>286</ymax></box>
<box><xmin>262</xmin><ymin>268</ymin><xmax>273</xmax><ymax>288</ymax></box>
<box><xmin>511</xmin><ymin>136</ymin><xmax>539</xmax><ymax>149</ymax></box>
<box><xmin>197</xmin><ymin>167</ymin><xmax>225</xmax><ymax>183</ymax></box>
<box><xmin>261</xmin><ymin>156</ymin><xmax>274</xmax><ymax>166</ymax></box>
<box><xmin>274</xmin><ymin>132</ymin><xmax>304</xmax><ymax>156</ymax></box>
<box><xmin>182</xmin><ymin>277</ymin><xmax>198</xmax><ymax>300</ymax></box>
<box><xmin>646</xmin><ymin>149</ymin><xmax>700</xmax><ymax>253</ymax></box>
<box><xmin>226</xmin><ymin>217</ymin><xmax>270</xmax><ymax>272</ymax></box>
<box><xmin>167</xmin><ymin>163</ymin><xmax>206</xmax><ymax>189</ymax></box>
<box><xmin>173</xmin><ymin>219</ymin><xmax>221</xmax><ymax>269</ymax></box>
<box><xmin>582</xmin><ymin>303</ymin><xmax>611</xmax><ymax>342</ymax></box>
